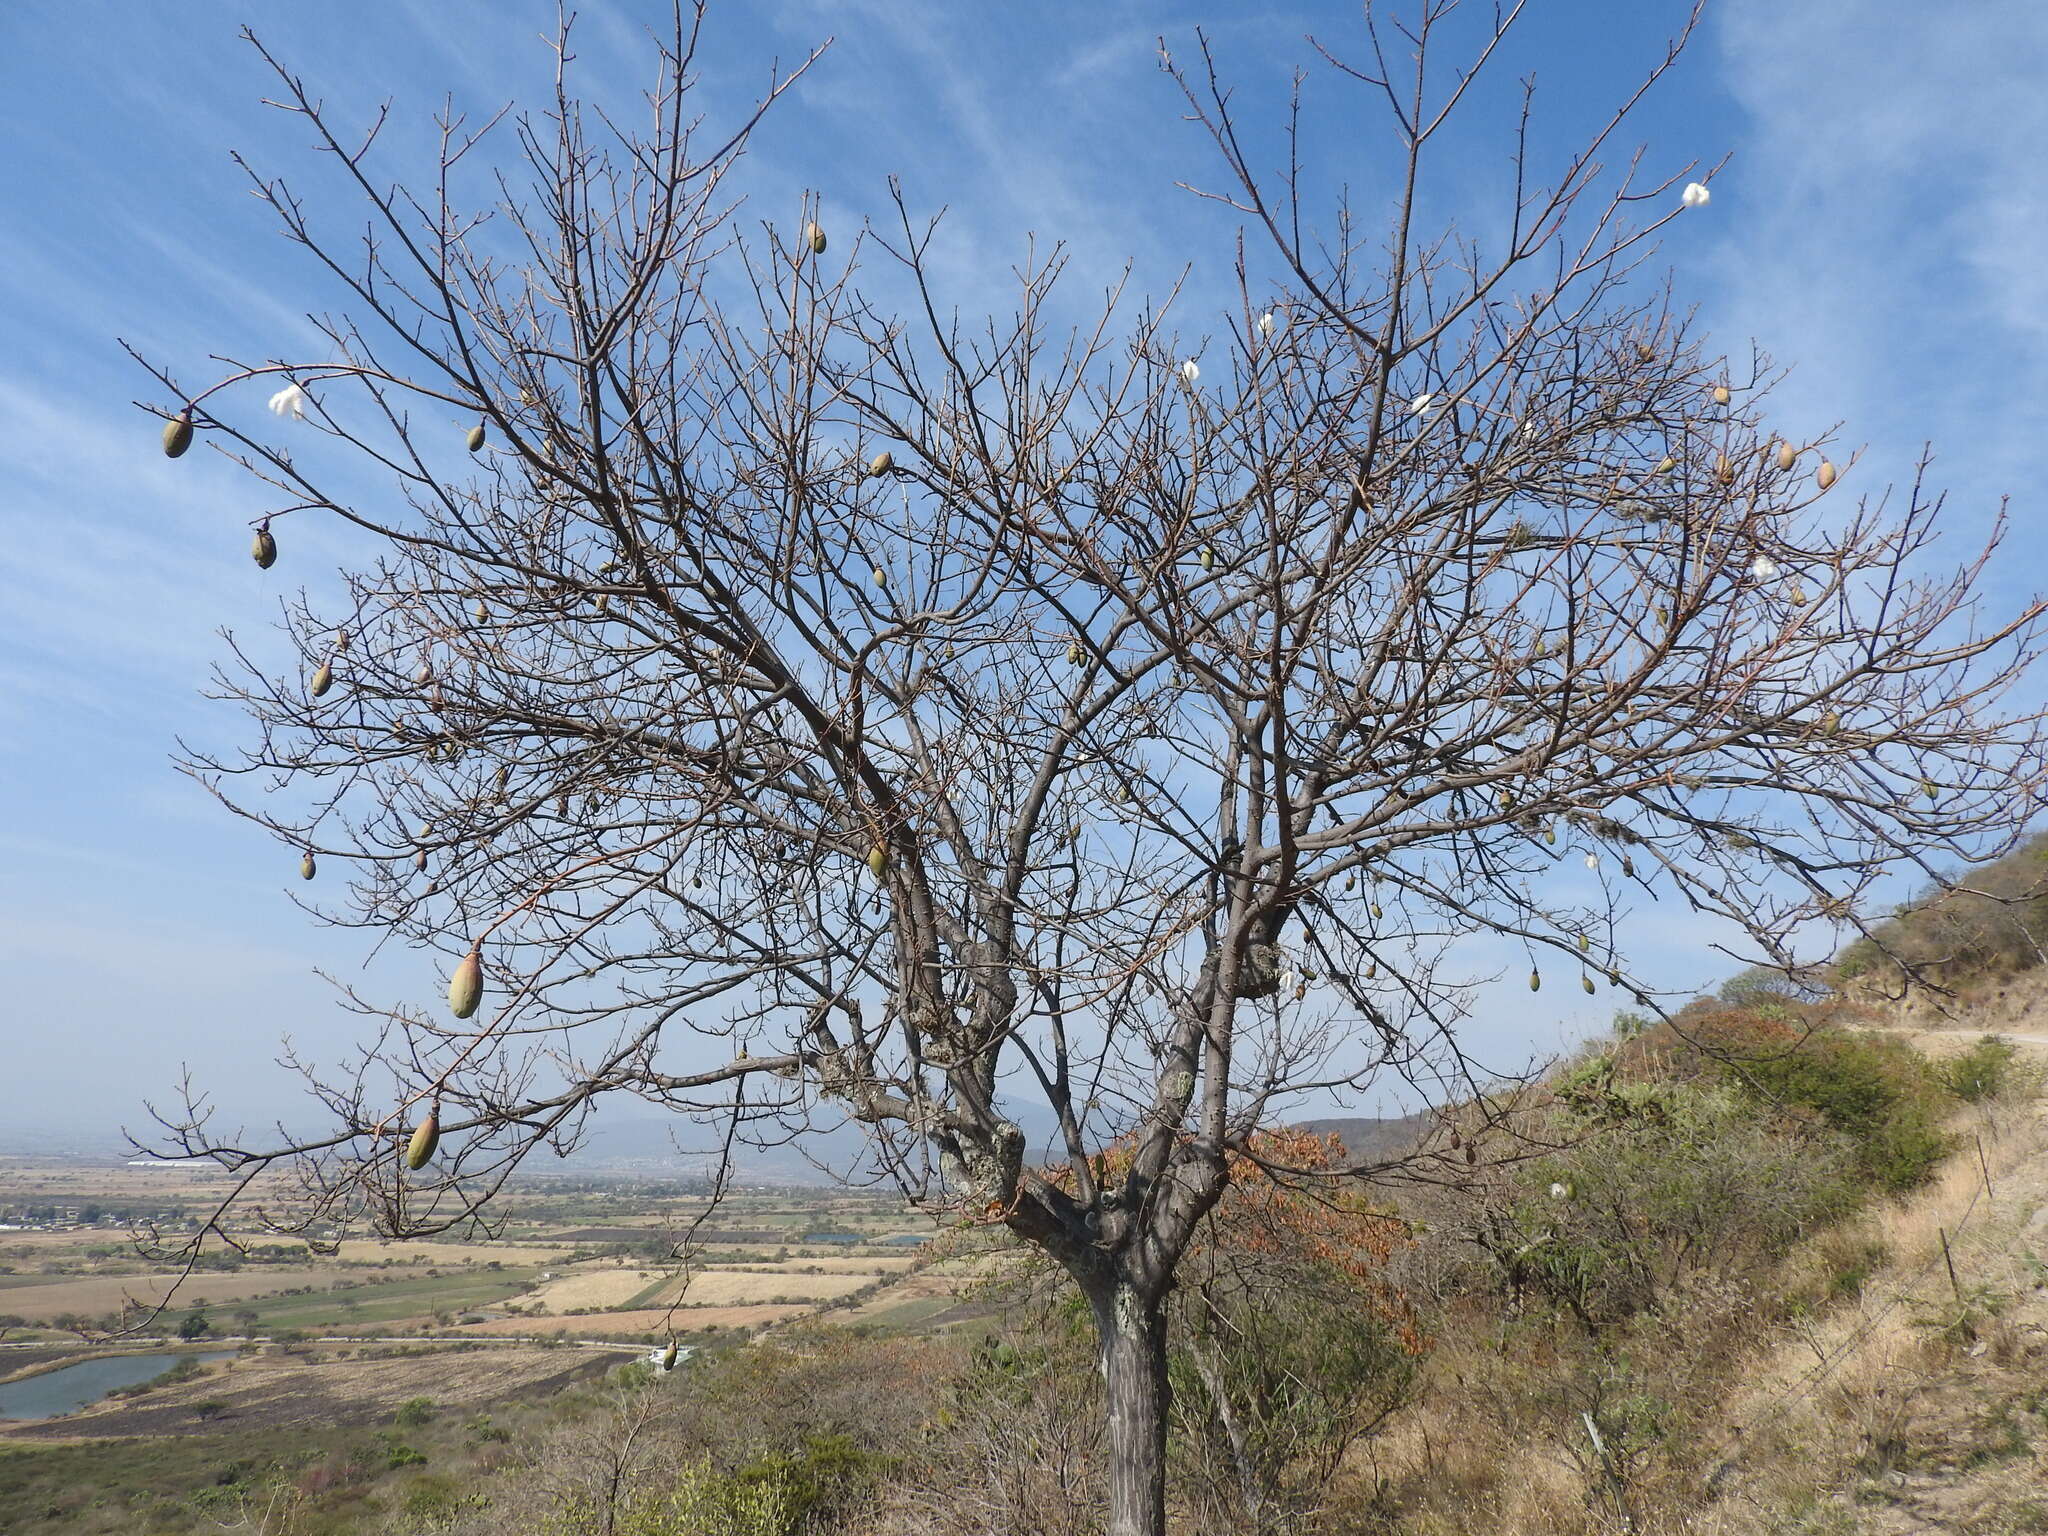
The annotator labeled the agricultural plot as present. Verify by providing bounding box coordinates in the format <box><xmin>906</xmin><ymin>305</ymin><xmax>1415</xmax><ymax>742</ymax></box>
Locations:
<box><xmin>454</xmin><ymin>1304</ymin><xmax>811</xmax><ymax>1336</ymax></box>
<box><xmin>0</xmin><ymin>1270</ymin><xmax>345</xmax><ymax>1324</ymax></box>
<box><xmin>150</xmin><ymin>1268</ymin><xmax>542</xmax><ymax>1334</ymax></box>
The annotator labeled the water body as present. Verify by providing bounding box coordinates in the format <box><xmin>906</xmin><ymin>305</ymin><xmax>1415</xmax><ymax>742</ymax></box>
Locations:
<box><xmin>0</xmin><ymin>1350</ymin><xmax>235</xmax><ymax>1421</ymax></box>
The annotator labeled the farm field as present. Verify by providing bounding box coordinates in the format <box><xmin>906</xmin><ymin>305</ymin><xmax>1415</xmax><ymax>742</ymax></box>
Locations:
<box><xmin>453</xmin><ymin>1304</ymin><xmax>811</xmax><ymax>1335</ymax></box>
<box><xmin>0</xmin><ymin>1270</ymin><xmax>348</xmax><ymax>1324</ymax></box>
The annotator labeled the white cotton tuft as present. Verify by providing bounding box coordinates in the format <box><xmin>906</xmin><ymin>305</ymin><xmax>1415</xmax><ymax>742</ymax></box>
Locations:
<box><xmin>1584</xmin><ymin>851</ymin><xmax>1600</xmax><ymax>871</ymax></box>
<box><xmin>1751</xmin><ymin>555</ymin><xmax>1779</xmax><ymax>581</ymax></box>
<box><xmin>1409</xmin><ymin>393</ymin><xmax>1435</xmax><ymax>416</ymax></box>
<box><xmin>1180</xmin><ymin>359</ymin><xmax>1201</xmax><ymax>385</ymax></box>
<box><xmin>268</xmin><ymin>382</ymin><xmax>308</xmax><ymax>420</ymax></box>
<box><xmin>1681</xmin><ymin>181</ymin><xmax>1711</xmax><ymax>210</ymax></box>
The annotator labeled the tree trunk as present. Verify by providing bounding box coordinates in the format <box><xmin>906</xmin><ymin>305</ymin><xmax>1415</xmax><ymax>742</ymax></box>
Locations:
<box><xmin>1091</xmin><ymin>1279</ymin><xmax>1171</xmax><ymax>1536</ymax></box>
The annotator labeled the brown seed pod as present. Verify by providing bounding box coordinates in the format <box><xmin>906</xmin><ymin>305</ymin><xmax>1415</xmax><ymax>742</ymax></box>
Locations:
<box><xmin>299</xmin><ymin>851</ymin><xmax>317</xmax><ymax>881</ymax></box>
<box><xmin>1712</xmin><ymin>384</ymin><xmax>1731</xmax><ymax>406</ymax></box>
<box><xmin>335</xmin><ymin>629</ymin><xmax>350</xmax><ymax>652</ymax></box>
<box><xmin>310</xmin><ymin>661</ymin><xmax>335</xmax><ymax>698</ymax></box>
<box><xmin>466</xmin><ymin>422</ymin><xmax>486</xmax><ymax>453</ymax></box>
<box><xmin>867</xmin><ymin>450</ymin><xmax>894</xmax><ymax>478</ymax></box>
<box><xmin>405</xmin><ymin>1110</ymin><xmax>440</xmax><ymax>1170</ymax></box>
<box><xmin>447</xmin><ymin>948</ymin><xmax>484</xmax><ymax>1020</ymax></box>
<box><xmin>162</xmin><ymin>411</ymin><xmax>194</xmax><ymax>458</ymax></box>
<box><xmin>251</xmin><ymin>526</ymin><xmax>277</xmax><ymax>569</ymax></box>
<box><xmin>414</xmin><ymin>848</ymin><xmax>428</xmax><ymax>875</ymax></box>
<box><xmin>1777</xmin><ymin>440</ymin><xmax>1798</xmax><ymax>472</ymax></box>
<box><xmin>1464</xmin><ymin>1141</ymin><xmax>1478</xmax><ymax>1166</ymax></box>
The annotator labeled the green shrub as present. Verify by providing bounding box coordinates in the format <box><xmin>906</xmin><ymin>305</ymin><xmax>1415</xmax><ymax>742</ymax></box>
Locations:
<box><xmin>393</xmin><ymin>1395</ymin><xmax>435</xmax><ymax>1427</ymax></box>
<box><xmin>1492</xmin><ymin>1080</ymin><xmax>1861</xmax><ymax>1328</ymax></box>
<box><xmin>1935</xmin><ymin>1035</ymin><xmax>2040</xmax><ymax>1103</ymax></box>
<box><xmin>1732</xmin><ymin>1029</ymin><xmax>1949</xmax><ymax>1191</ymax></box>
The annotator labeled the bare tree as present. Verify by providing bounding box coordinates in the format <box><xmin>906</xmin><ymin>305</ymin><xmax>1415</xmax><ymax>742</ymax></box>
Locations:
<box><xmin>131</xmin><ymin>5</ymin><xmax>2047</xmax><ymax>1533</ymax></box>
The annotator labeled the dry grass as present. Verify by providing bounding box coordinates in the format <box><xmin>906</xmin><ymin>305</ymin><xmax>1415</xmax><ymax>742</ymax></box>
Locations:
<box><xmin>524</xmin><ymin>1267</ymin><xmax>669</xmax><ymax>1312</ymax></box>
<box><xmin>328</xmin><ymin>1239</ymin><xmax>574</xmax><ymax>1266</ymax></box>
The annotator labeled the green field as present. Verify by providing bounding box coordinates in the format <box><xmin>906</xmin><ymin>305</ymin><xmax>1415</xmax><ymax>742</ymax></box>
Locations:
<box><xmin>155</xmin><ymin>1269</ymin><xmax>540</xmax><ymax>1334</ymax></box>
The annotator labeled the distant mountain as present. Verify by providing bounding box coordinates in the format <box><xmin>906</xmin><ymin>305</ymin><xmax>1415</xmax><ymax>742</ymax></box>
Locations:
<box><xmin>1293</xmin><ymin>1114</ymin><xmax>1433</xmax><ymax>1165</ymax></box>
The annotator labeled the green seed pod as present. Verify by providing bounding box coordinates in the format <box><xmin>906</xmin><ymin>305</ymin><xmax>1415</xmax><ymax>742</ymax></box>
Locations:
<box><xmin>1529</xmin><ymin>968</ymin><xmax>1542</xmax><ymax>993</ymax></box>
<box><xmin>1652</xmin><ymin>456</ymin><xmax>1676</xmax><ymax>476</ymax></box>
<box><xmin>310</xmin><ymin>661</ymin><xmax>334</xmax><ymax>698</ymax></box>
<box><xmin>867</xmin><ymin>844</ymin><xmax>888</xmax><ymax>879</ymax></box>
<box><xmin>1582</xmin><ymin>974</ymin><xmax>1596</xmax><ymax>995</ymax></box>
<box><xmin>1577</xmin><ymin>933</ymin><xmax>1589</xmax><ymax>953</ymax></box>
<box><xmin>867</xmin><ymin>450</ymin><xmax>894</xmax><ymax>478</ymax></box>
<box><xmin>1200</xmin><ymin>545</ymin><xmax>1215</xmax><ymax>572</ymax></box>
<box><xmin>466</xmin><ymin>422</ymin><xmax>486</xmax><ymax>453</ymax></box>
<box><xmin>406</xmin><ymin>1111</ymin><xmax>440</xmax><ymax>1170</ymax></box>
<box><xmin>870</xmin><ymin>567</ymin><xmax>886</xmax><ymax>589</ymax></box>
<box><xmin>162</xmin><ymin>411</ymin><xmax>194</xmax><ymax>458</ymax></box>
<box><xmin>660</xmin><ymin>1340</ymin><xmax>678</xmax><ymax>1370</ymax></box>
<box><xmin>1608</xmin><ymin>969</ymin><xmax>1622</xmax><ymax>986</ymax></box>
<box><xmin>448</xmin><ymin>949</ymin><xmax>484</xmax><ymax>1020</ymax></box>
<box><xmin>1370</xmin><ymin>903</ymin><xmax>1383</xmax><ymax>921</ymax></box>
<box><xmin>474</xmin><ymin>599</ymin><xmax>489</xmax><ymax>623</ymax></box>
<box><xmin>1067</xmin><ymin>641</ymin><xmax>1084</xmax><ymax>666</ymax></box>
<box><xmin>806</xmin><ymin>222</ymin><xmax>827</xmax><ymax>255</ymax></box>
<box><xmin>1921</xmin><ymin>778</ymin><xmax>1938</xmax><ymax>802</ymax></box>
<box><xmin>300</xmin><ymin>851</ymin><xmax>317</xmax><ymax>881</ymax></box>
<box><xmin>251</xmin><ymin>527</ymin><xmax>277</xmax><ymax>569</ymax></box>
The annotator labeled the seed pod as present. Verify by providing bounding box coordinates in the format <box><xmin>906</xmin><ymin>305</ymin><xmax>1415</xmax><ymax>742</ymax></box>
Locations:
<box><xmin>1066</xmin><ymin>641</ymin><xmax>1083</xmax><ymax>666</ymax></box>
<box><xmin>448</xmin><ymin>948</ymin><xmax>484</xmax><ymax>1020</ymax></box>
<box><xmin>1652</xmin><ymin>456</ymin><xmax>1677</xmax><ymax>476</ymax></box>
<box><xmin>806</xmin><ymin>221</ymin><xmax>827</xmax><ymax>255</ymax></box>
<box><xmin>414</xmin><ymin>659</ymin><xmax>433</xmax><ymax>687</ymax></box>
<box><xmin>1820</xmin><ymin>709</ymin><xmax>1841</xmax><ymax>735</ymax></box>
<box><xmin>1200</xmin><ymin>545</ymin><xmax>1215</xmax><ymax>572</ymax></box>
<box><xmin>251</xmin><ymin>526</ymin><xmax>277</xmax><ymax>569</ymax></box>
<box><xmin>1921</xmin><ymin>778</ymin><xmax>1938</xmax><ymax>802</ymax></box>
<box><xmin>1293</xmin><ymin>983</ymin><xmax>1307</xmax><ymax>1003</ymax></box>
<box><xmin>1582</xmin><ymin>974</ymin><xmax>1596</xmax><ymax>995</ymax></box>
<box><xmin>660</xmin><ymin>1340</ymin><xmax>678</xmax><ymax>1370</ymax></box>
<box><xmin>1608</xmin><ymin>969</ymin><xmax>1622</xmax><ymax>986</ymax></box>
<box><xmin>1776</xmin><ymin>440</ymin><xmax>1798</xmax><ymax>472</ymax></box>
<box><xmin>1343</xmin><ymin>873</ymin><xmax>1356</xmax><ymax>892</ymax></box>
<box><xmin>414</xmin><ymin>848</ymin><xmax>428</xmax><ymax>875</ymax></box>
<box><xmin>406</xmin><ymin>1110</ymin><xmax>441</xmax><ymax>1170</ymax></box>
<box><xmin>1545</xmin><ymin>824</ymin><xmax>1557</xmax><ymax>847</ymax></box>
<box><xmin>867</xmin><ymin>844</ymin><xmax>888</xmax><ymax>879</ymax></box>
<box><xmin>869</xmin><ymin>566</ymin><xmax>886</xmax><ymax>589</ymax></box>
<box><xmin>1464</xmin><ymin>1141</ymin><xmax>1477</xmax><ymax>1166</ymax></box>
<box><xmin>466</xmin><ymin>422</ymin><xmax>487</xmax><ymax>453</ymax></box>
<box><xmin>494</xmin><ymin>765</ymin><xmax>510</xmax><ymax>795</ymax></box>
<box><xmin>162</xmin><ymin>411</ymin><xmax>194</xmax><ymax>458</ymax></box>
<box><xmin>1529</xmin><ymin>967</ymin><xmax>1542</xmax><ymax>993</ymax></box>
<box><xmin>1577</xmin><ymin>933</ymin><xmax>1590</xmax><ymax>953</ymax></box>
<box><xmin>1712</xmin><ymin>384</ymin><xmax>1731</xmax><ymax>406</ymax></box>
<box><xmin>300</xmin><ymin>851</ymin><xmax>317</xmax><ymax>881</ymax></box>
<box><xmin>474</xmin><ymin>599</ymin><xmax>489</xmax><ymax>623</ymax></box>
<box><xmin>1816</xmin><ymin>459</ymin><xmax>1838</xmax><ymax>491</ymax></box>
<box><xmin>1715</xmin><ymin>453</ymin><xmax>1735</xmax><ymax>484</ymax></box>
<box><xmin>867</xmin><ymin>450</ymin><xmax>894</xmax><ymax>478</ymax></box>
<box><xmin>1364</xmin><ymin>964</ymin><xmax>1377</xmax><ymax>981</ymax></box>
<box><xmin>310</xmin><ymin>661</ymin><xmax>335</xmax><ymax>698</ymax></box>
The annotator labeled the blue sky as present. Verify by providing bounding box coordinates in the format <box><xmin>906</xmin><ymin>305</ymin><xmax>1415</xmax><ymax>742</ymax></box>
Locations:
<box><xmin>2</xmin><ymin>0</ymin><xmax>2043</xmax><ymax>1144</ymax></box>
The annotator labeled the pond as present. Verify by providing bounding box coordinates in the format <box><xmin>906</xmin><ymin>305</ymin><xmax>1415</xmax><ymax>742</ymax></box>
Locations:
<box><xmin>0</xmin><ymin>1350</ymin><xmax>236</xmax><ymax>1421</ymax></box>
